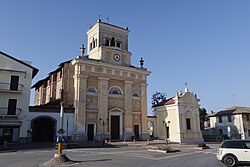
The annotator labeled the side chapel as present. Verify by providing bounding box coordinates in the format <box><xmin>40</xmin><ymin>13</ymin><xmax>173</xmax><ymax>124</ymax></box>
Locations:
<box><xmin>154</xmin><ymin>88</ymin><xmax>203</xmax><ymax>143</ymax></box>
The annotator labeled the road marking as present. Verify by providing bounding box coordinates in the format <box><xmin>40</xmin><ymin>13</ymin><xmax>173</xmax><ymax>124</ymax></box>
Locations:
<box><xmin>0</xmin><ymin>152</ymin><xmax>17</xmax><ymax>156</ymax></box>
<box><xmin>155</xmin><ymin>152</ymin><xmax>196</xmax><ymax>160</ymax></box>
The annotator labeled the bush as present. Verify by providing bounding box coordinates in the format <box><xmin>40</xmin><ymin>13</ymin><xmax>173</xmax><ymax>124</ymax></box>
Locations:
<box><xmin>197</xmin><ymin>143</ymin><xmax>210</xmax><ymax>149</ymax></box>
<box><xmin>158</xmin><ymin>145</ymin><xmax>180</xmax><ymax>153</ymax></box>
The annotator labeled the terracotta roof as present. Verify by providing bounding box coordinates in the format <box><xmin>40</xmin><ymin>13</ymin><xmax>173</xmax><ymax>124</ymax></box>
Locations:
<box><xmin>0</xmin><ymin>50</ymin><xmax>39</xmax><ymax>78</ymax></box>
<box><xmin>208</xmin><ymin>106</ymin><xmax>250</xmax><ymax>117</ymax></box>
<box><xmin>154</xmin><ymin>97</ymin><xmax>175</xmax><ymax>107</ymax></box>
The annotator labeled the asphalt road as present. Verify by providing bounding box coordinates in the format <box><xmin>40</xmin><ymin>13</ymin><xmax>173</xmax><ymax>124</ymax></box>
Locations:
<box><xmin>0</xmin><ymin>145</ymin><xmax>227</xmax><ymax>167</ymax></box>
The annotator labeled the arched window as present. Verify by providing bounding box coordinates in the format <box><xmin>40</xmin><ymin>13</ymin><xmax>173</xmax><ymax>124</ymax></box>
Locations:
<box><xmin>111</xmin><ymin>37</ymin><xmax>115</xmax><ymax>46</ymax></box>
<box><xmin>93</xmin><ymin>38</ymin><xmax>95</xmax><ymax>48</ymax></box>
<box><xmin>87</xmin><ymin>86</ymin><xmax>97</xmax><ymax>93</ymax></box>
<box><xmin>132</xmin><ymin>92</ymin><xmax>140</xmax><ymax>97</ymax></box>
<box><xmin>105</xmin><ymin>39</ymin><xmax>109</xmax><ymax>46</ymax></box>
<box><xmin>109</xmin><ymin>86</ymin><xmax>123</xmax><ymax>95</ymax></box>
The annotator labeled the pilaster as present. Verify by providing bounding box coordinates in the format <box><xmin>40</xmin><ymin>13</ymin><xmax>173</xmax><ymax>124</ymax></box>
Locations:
<box><xmin>98</xmin><ymin>77</ymin><xmax>109</xmax><ymax>133</ymax></box>
<box><xmin>140</xmin><ymin>83</ymin><xmax>150</xmax><ymax>140</ymax></box>
<box><xmin>73</xmin><ymin>73</ymin><xmax>88</xmax><ymax>136</ymax></box>
<box><xmin>124</xmin><ymin>80</ymin><xmax>133</xmax><ymax>140</ymax></box>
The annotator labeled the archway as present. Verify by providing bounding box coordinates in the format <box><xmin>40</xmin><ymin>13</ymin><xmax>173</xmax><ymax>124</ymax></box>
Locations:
<box><xmin>31</xmin><ymin>117</ymin><xmax>56</xmax><ymax>142</ymax></box>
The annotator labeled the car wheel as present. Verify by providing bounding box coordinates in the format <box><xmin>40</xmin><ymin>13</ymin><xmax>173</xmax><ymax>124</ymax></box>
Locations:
<box><xmin>223</xmin><ymin>155</ymin><xmax>237</xmax><ymax>167</ymax></box>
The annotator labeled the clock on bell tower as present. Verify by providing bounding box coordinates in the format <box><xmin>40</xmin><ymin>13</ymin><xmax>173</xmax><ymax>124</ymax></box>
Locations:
<box><xmin>87</xmin><ymin>19</ymin><xmax>132</xmax><ymax>66</ymax></box>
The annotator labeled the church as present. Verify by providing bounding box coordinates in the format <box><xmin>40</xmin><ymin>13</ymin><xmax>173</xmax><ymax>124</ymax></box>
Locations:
<box><xmin>154</xmin><ymin>88</ymin><xmax>203</xmax><ymax>143</ymax></box>
<box><xmin>31</xmin><ymin>19</ymin><xmax>151</xmax><ymax>143</ymax></box>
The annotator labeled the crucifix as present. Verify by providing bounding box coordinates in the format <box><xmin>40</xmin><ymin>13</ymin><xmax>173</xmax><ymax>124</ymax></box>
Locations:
<box><xmin>106</xmin><ymin>16</ymin><xmax>110</xmax><ymax>23</ymax></box>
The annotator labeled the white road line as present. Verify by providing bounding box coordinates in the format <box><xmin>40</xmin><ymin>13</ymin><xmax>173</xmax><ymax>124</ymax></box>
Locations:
<box><xmin>155</xmin><ymin>152</ymin><xmax>196</xmax><ymax>160</ymax></box>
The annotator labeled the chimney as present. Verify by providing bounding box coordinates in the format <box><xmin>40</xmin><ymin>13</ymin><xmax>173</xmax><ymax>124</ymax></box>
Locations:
<box><xmin>80</xmin><ymin>44</ymin><xmax>85</xmax><ymax>56</ymax></box>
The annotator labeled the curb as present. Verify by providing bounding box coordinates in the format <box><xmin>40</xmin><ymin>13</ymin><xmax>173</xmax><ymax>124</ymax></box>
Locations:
<box><xmin>0</xmin><ymin>149</ymin><xmax>17</xmax><ymax>153</ymax></box>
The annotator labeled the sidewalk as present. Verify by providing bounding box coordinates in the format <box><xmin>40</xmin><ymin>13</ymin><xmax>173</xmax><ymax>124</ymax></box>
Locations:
<box><xmin>0</xmin><ymin>140</ymin><xmax>221</xmax><ymax>152</ymax></box>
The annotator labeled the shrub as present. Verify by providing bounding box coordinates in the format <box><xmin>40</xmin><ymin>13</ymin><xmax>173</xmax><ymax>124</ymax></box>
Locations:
<box><xmin>198</xmin><ymin>143</ymin><xmax>210</xmax><ymax>149</ymax></box>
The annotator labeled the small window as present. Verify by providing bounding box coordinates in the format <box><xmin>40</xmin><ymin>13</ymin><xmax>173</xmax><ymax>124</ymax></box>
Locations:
<box><xmin>219</xmin><ymin>116</ymin><xmax>222</xmax><ymax>123</ymax></box>
<box><xmin>132</xmin><ymin>92</ymin><xmax>140</xmax><ymax>97</ymax></box>
<box><xmin>105</xmin><ymin>39</ymin><xmax>109</xmax><ymax>46</ymax></box>
<box><xmin>109</xmin><ymin>86</ymin><xmax>122</xmax><ymax>95</ymax></box>
<box><xmin>227</xmin><ymin>115</ymin><xmax>232</xmax><ymax>122</ymax></box>
<box><xmin>8</xmin><ymin>99</ymin><xmax>17</xmax><ymax>115</ymax></box>
<box><xmin>116</xmin><ymin>41</ymin><xmax>121</xmax><ymax>48</ymax></box>
<box><xmin>93</xmin><ymin>38</ymin><xmax>95</xmax><ymax>48</ymax></box>
<box><xmin>87</xmin><ymin>87</ymin><xmax>97</xmax><ymax>93</ymax></box>
<box><xmin>111</xmin><ymin>37</ymin><xmax>115</xmax><ymax>46</ymax></box>
<box><xmin>90</xmin><ymin>43</ymin><xmax>92</xmax><ymax>50</ymax></box>
<box><xmin>60</xmin><ymin>70</ymin><xmax>63</xmax><ymax>78</ymax></box>
<box><xmin>10</xmin><ymin>75</ymin><xmax>19</xmax><ymax>91</ymax></box>
<box><xmin>186</xmin><ymin>118</ymin><xmax>191</xmax><ymax>130</ymax></box>
<box><xmin>247</xmin><ymin>114</ymin><xmax>250</xmax><ymax>121</ymax></box>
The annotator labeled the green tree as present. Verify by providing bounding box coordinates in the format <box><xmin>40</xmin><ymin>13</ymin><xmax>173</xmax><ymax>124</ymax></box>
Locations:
<box><xmin>151</xmin><ymin>91</ymin><xmax>167</xmax><ymax>115</ymax></box>
<box><xmin>199</xmin><ymin>107</ymin><xmax>208</xmax><ymax>130</ymax></box>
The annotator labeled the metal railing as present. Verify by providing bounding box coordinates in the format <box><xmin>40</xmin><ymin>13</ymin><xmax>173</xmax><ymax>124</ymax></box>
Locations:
<box><xmin>0</xmin><ymin>107</ymin><xmax>22</xmax><ymax>116</ymax></box>
<box><xmin>0</xmin><ymin>82</ymin><xmax>23</xmax><ymax>92</ymax></box>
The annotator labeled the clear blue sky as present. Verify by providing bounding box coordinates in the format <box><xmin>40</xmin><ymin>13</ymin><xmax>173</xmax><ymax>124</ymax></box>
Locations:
<box><xmin>1</xmin><ymin>0</ymin><xmax>250</xmax><ymax>114</ymax></box>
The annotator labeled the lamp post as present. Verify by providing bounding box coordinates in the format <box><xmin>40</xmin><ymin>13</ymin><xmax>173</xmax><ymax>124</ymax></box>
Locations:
<box><xmin>57</xmin><ymin>102</ymin><xmax>65</xmax><ymax>154</ymax></box>
<box><xmin>163</xmin><ymin>120</ymin><xmax>171</xmax><ymax>144</ymax></box>
<box><xmin>99</xmin><ymin>117</ymin><xmax>109</xmax><ymax>146</ymax></box>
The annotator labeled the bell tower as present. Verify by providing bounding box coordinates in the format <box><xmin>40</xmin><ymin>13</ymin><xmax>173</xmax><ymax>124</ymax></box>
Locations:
<box><xmin>87</xmin><ymin>19</ymin><xmax>132</xmax><ymax>66</ymax></box>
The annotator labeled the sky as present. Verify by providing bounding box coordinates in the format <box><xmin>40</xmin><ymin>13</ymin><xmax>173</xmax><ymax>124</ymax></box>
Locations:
<box><xmin>1</xmin><ymin>0</ymin><xmax>250</xmax><ymax>115</ymax></box>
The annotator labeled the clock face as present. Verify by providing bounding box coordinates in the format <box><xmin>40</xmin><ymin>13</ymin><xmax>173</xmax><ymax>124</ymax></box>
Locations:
<box><xmin>114</xmin><ymin>54</ymin><xmax>120</xmax><ymax>61</ymax></box>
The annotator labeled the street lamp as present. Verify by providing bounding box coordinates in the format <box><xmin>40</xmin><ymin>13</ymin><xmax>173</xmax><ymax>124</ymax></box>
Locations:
<box><xmin>99</xmin><ymin>117</ymin><xmax>109</xmax><ymax>146</ymax></box>
<box><xmin>163</xmin><ymin>120</ymin><xmax>171</xmax><ymax>144</ymax></box>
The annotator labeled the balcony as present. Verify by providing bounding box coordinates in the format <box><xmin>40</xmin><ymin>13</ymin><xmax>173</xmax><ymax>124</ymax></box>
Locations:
<box><xmin>0</xmin><ymin>82</ymin><xmax>23</xmax><ymax>93</ymax></box>
<box><xmin>0</xmin><ymin>107</ymin><xmax>21</xmax><ymax>119</ymax></box>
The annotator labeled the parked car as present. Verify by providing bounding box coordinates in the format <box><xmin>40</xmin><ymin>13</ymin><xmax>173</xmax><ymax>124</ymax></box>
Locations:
<box><xmin>217</xmin><ymin>140</ymin><xmax>250</xmax><ymax>167</ymax></box>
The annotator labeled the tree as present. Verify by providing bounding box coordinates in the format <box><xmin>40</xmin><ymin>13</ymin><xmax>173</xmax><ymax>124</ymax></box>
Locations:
<box><xmin>199</xmin><ymin>107</ymin><xmax>209</xmax><ymax>130</ymax></box>
<box><xmin>151</xmin><ymin>91</ymin><xmax>167</xmax><ymax>115</ymax></box>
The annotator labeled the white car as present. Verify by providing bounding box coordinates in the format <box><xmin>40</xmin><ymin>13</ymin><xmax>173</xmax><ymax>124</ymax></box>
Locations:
<box><xmin>217</xmin><ymin>140</ymin><xmax>250</xmax><ymax>167</ymax></box>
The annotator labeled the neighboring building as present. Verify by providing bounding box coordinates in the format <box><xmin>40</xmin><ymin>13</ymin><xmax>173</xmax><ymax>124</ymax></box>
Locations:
<box><xmin>207</xmin><ymin>106</ymin><xmax>250</xmax><ymax>140</ymax></box>
<box><xmin>0</xmin><ymin>51</ymin><xmax>38</xmax><ymax>143</ymax></box>
<box><xmin>32</xmin><ymin>19</ymin><xmax>151</xmax><ymax>143</ymax></box>
<box><xmin>154</xmin><ymin>88</ymin><xmax>203</xmax><ymax>143</ymax></box>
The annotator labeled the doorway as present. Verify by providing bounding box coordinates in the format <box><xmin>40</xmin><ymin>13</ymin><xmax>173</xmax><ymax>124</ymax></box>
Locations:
<box><xmin>32</xmin><ymin>117</ymin><xmax>56</xmax><ymax>142</ymax></box>
<box><xmin>111</xmin><ymin>116</ymin><xmax>120</xmax><ymax>140</ymax></box>
<box><xmin>87</xmin><ymin>124</ymin><xmax>94</xmax><ymax>141</ymax></box>
<box><xmin>134</xmin><ymin>125</ymin><xmax>139</xmax><ymax>139</ymax></box>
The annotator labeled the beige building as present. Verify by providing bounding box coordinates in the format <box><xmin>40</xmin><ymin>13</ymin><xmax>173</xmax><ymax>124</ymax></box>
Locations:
<box><xmin>207</xmin><ymin>106</ymin><xmax>250</xmax><ymax>140</ymax></box>
<box><xmin>154</xmin><ymin>88</ymin><xmax>203</xmax><ymax>143</ymax></box>
<box><xmin>32</xmin><ymin>19</ymin><xmax>150</xmax><ymax>142</ymax></box>
<box><xmin>0</xmin><ymin>51</ymin><xmax>38</xmax><ymax>143</ymax></box>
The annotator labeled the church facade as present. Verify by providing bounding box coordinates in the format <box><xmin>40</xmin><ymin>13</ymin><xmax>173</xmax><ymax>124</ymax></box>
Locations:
<box><xmin>154</xmin><ymin>88</ymin><xmax>203</xmax><ymax>143</ymax></box>
<box><xmin>32</xmin><ymin>20</ymin><xmax>150</xmax><ymax>142</ymax></box>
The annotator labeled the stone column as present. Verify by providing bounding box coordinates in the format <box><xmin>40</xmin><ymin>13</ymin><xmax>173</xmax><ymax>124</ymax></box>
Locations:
<box><xmin>124</xmin><ymin>81</ymin><xmax>133</xmax><ymax>140</ymax></box>
<box><xmin>140</xmin><ymin>83</ymin><xmax>150</xmax><ymax>140</ymax></box>
<box><xmin>98</xmin><ymin>77</ymin><xmax>109</xmax><ymax>139</ymax></box>
<box><xmin>73</xmin><ymin>70</ymin><xmax>88</xmax><ymax>142</ymax></box>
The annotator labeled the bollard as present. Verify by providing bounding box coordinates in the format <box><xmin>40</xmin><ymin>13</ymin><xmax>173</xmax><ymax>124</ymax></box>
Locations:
<box><xmin>58</xmin><ymin>143</ymin><xmax>64</xmax><ymax>154</ymax></box>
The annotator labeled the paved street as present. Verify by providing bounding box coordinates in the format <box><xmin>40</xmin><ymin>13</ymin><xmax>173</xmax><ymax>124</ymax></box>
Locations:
<box><xmin>0</xmin><ymin>143</ymin><xmax>227</xmax><ymax>167</ymax></box>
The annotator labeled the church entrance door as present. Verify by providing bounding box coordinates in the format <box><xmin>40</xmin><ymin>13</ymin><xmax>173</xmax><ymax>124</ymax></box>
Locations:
<box><xmin>111</xmin><ymin>116</ymin><xmax>120</xmax><ymax>140</ymax></box>
<box><xmin>134</xmin><ymin>125</ymin><xmax>139</xmax><ymax>139</ymax></box>
<box><xmin>87</xmin><ymin>124</ymin><xmax>94</xmax><ymax>141</ymax></box>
